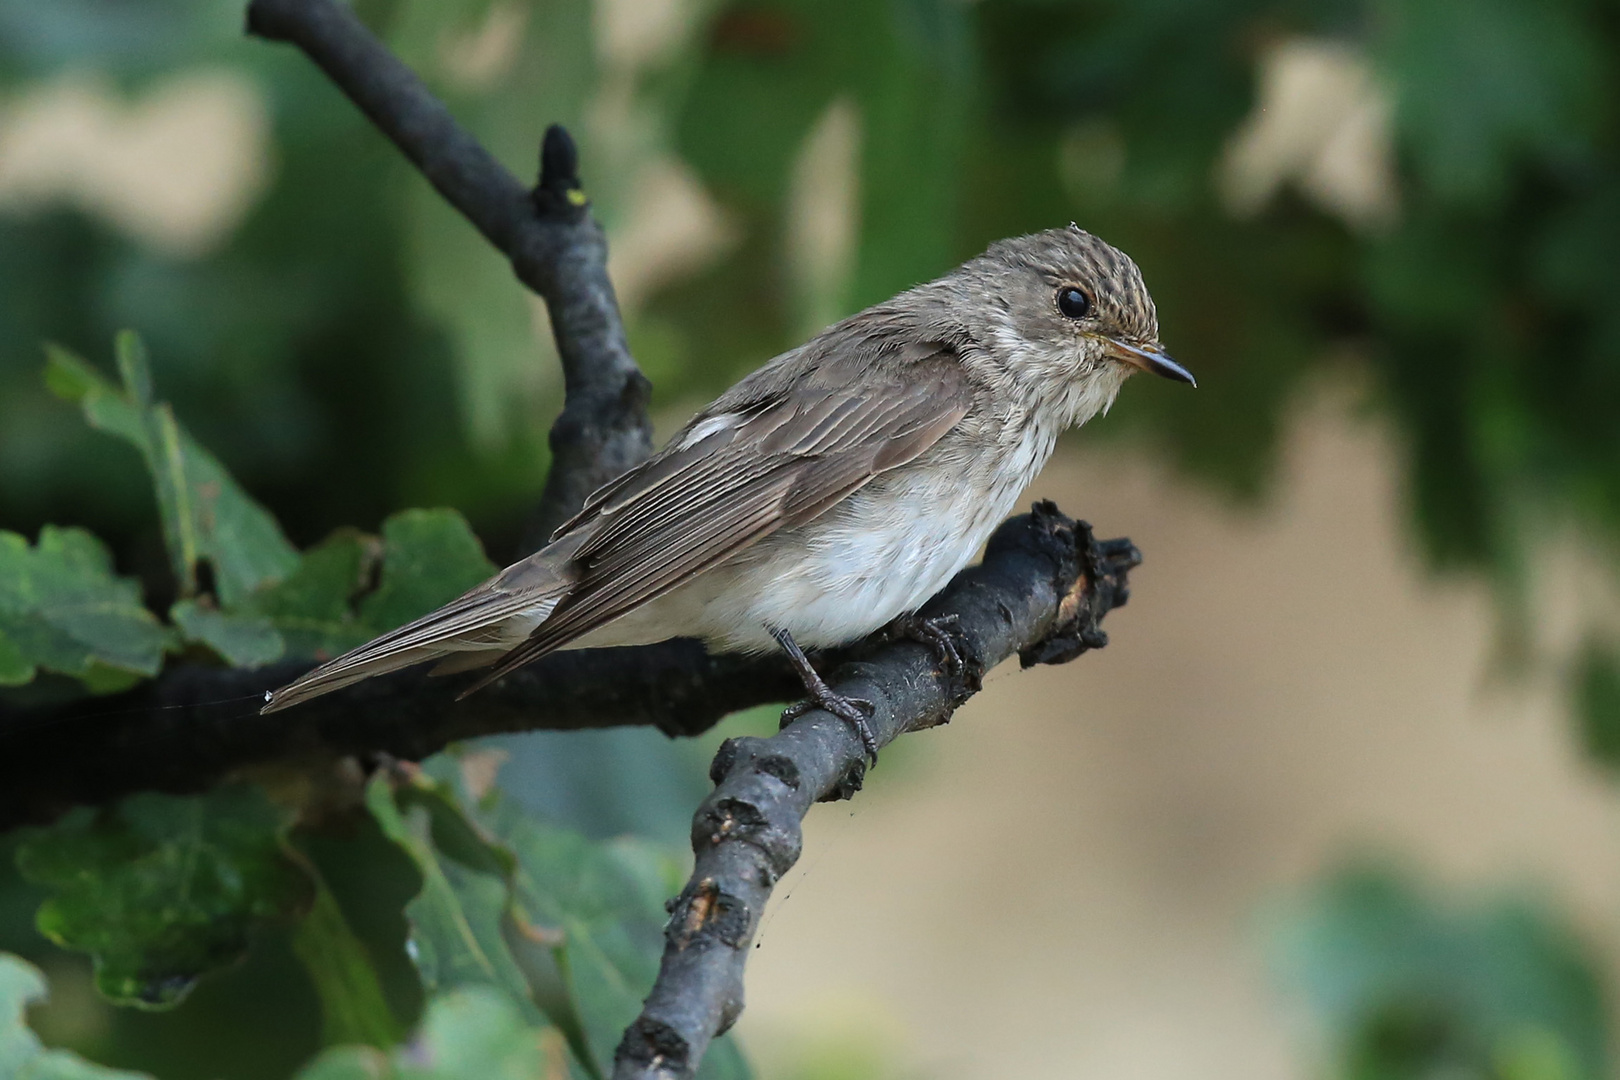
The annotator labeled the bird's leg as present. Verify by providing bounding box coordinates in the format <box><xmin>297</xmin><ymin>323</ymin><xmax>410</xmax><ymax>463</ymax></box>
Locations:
<box><xmin>771</xmin><ymin>627</ymin><xmax>880</xmax><ymax>762</ymax></box>
<box><xmin>887</xmin><ymin>612</ymin><xmax>964</xmax><ymax>676</ymax></box>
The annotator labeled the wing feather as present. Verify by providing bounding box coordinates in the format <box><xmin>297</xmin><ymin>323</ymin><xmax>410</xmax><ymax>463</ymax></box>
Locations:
<box><xmin>266</xmin><ymin>340</ymin><xmax>975</xmax><ymax>712</ymax></box>
<box><xmin>458</xmin><ymin>347</ymin><xmax>973</xmax><ymax>695</ymax></box>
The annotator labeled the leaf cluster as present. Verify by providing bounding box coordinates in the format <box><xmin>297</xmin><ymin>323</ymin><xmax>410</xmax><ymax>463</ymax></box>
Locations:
<box><xmin>0</xmin><ymin>335</ymin><xmax>747</xmax><ymax>1077</ymax></box>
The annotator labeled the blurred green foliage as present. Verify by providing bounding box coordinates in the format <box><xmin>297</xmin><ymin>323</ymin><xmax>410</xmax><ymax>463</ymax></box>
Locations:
<box><xmin>16</xmin><ymin>785</ymin><xmax>310</xmax><ymax>1011</ymax></box>
<box><xmin>3</xmin><ymin>0</ymin><xmax>1615</xmax><ymax>595</ymax></box>
<box><xmin>1272</xmin><ymin>865</ymin><xmax>1608</xmax><ymax>1080</ymax></box>
<box><xmin>2</xmin><ymin>0</ymin><xmax>1619</xmax><ymax>1078</ymax></box>
<box><xmin>1</xmin><ymin>953</ymin><xmax>150</xmax><ymax>1079</ymax></box>
<box><xmin>1575</xmin><ymin>640</ymin><xmax>1620</xmax><ymax>771</ymax></box>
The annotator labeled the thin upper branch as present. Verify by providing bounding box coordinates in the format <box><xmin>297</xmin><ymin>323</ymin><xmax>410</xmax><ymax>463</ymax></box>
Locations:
<box><xmin>613</xmin><ymin>504</ymin><xmax>1140</xmax><ymax>1080</ymax></box>
<box><xmin>245</xmin><ymin>0</ymin><xmax>653</xmax><ymax>546</ymax></box>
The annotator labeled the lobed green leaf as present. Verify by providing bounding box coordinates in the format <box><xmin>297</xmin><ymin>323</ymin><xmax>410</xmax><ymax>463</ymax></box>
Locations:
<box><xmin>357</xmin><ymin>510</ymin><xmax>496</xmax><ymax>636</ymax></box>
<box><xmin>45</xmin><ymin>335</ymin><xmax>300</xmax><ymax>609</ymax></box>
<box><xmin>365</xmin><ymin>758</ymin><xmax>750</xmax><ymax>1080</ymax></box>
<box><xmin>14</xmin><ymin>785</ymin><xmax>312</xmax><ymax>1010</ymax></box>
<box><xmin>169</xmin><ymin>598</ymin><xmax>284</xmax><ymax>668</ymax></box>
<box><xmin>0</xmin><ymin>527</ymin><xmax>172</xmax><ymax>687</ymax></box>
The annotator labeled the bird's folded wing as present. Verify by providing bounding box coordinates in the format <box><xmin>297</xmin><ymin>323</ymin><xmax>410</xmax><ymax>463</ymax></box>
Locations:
<box><xmin>460</xmin><ymin>347</ymin><xmax>974</xmax><ymax>694</ymax></box>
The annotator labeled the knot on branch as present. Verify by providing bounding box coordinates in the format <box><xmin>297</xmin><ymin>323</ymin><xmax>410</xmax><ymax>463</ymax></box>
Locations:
<box><xmin>692</xmin><ymin>788</ymin><xmax>801</xmax><ymax>880</ymax></box>
<box><xmin>547</xmin><ymin>371</ymin><xmax>654</xmax><ymax>450</ymax></box>
<box><xmin>817</xmin><ymin>756</ymin><xmax>867</xmax><ymax>803</ymax></box>
<box><xmin>1016</xmin><ymin>501</ymin><xmax>1142</xmax><ymax>667</ymax></box>
<box><xmin>710</xmin><ymin>741</ymin><xmax>802</xmax><ymax>790</ymax></box>
<box><xmin>533</xmin><ymin>123</ymin><xmax>588</xmax><ymax>220</ymax></box>
<box><xmin>663</xmin><ymin>878</ymin><xmax>750</xmax><ymax>951</ymax></box>
<box><xmin>615</xmin><ymin>1017</ymin><xmax>690</xmax><ymax>1079</ymax></box>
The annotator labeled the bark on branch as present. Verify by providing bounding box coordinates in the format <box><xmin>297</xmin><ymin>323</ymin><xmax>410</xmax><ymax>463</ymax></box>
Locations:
<box><xmin>244</xmin><ymin>0</ymin><xmax>652</xmax><ymax>548</ymax></box>
<box><xmin>0</xmin><ymin>506</ymin><xmax>1134</xmax><ymax>835</ymax></box>
<box><xmin>0</xmin><ymin>643</ymin><xmax>796</xmax><ymax>830</ymax></box>
<box><xmin>613</xmin><ymin>504</ymin><xmax>1139</xmax><ymax>1079</ymax></box>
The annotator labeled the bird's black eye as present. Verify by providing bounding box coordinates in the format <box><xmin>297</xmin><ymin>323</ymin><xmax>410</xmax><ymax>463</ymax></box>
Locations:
<box><xmin>1057</xmin><ymin>287</ymin><xmax>1091</xmax><ymax>319</ymax></box>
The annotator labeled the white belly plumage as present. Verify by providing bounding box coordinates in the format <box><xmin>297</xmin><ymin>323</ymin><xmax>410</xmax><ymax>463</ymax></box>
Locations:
<box><xmin>568</xmin><ymin>419</ymin><xmax>1059</xmax><ymax>654</ymax></box>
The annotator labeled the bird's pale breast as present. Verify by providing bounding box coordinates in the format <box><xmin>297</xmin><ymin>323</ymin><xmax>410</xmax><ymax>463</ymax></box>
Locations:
<box><xmin>572</xmin><ymin>416</ymin><xmax>1060</xmax><ymax>654</ymax></box>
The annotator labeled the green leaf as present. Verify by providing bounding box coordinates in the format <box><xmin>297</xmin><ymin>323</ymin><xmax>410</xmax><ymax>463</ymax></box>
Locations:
<box><xmin>479</xmin><ymin>799</ymin><xmax>750</xmax><ymax>1080</ymax></box>
<box><xmin>170</xmin><ymin>598</ymin><xmax>285</xmax><ymax>668</ymax></box>
<box><xmin>242</xmin><ymin>510</ymin><xmax>494</xmax><ymax>662</ymax></box>
<box><xmin>45</xmin><ymin>336</ymin><xmax>300</xmax><ymax>607</ymax></box>
<box><xmin>363</xmin><ymin>775</ymin><xmax>539</xmax><ymax>1017</ymax></box>
<box><xmin>244</xmin><ymin>531</ymin><xmax>375</xmax><ymax>660</ymax></box>
<box><xmin>297</xmin><ymin>986</ymin><xmax>574</xmax><ymax>1080</ymax></box>
<box><xmin>0</xmin><ymin>527</ymin><xmax>171</xmax><ymax>686</ymax></box>
<box><xmin>0</xmin><ymin>628</ymin><xmax>35</xmax><ymax>686</ymax></box>
<box><xmin>482</xmin><ymin>801</ymin><xmax>674</xmax><ymax>1072</ymax></box>
<box><xmin>377</xmin><ymin>759</ymin><xmax>751</xmax><ymax>1080</ymax></box>
<box><xmin>289</xmin><ymin>872</ymin><xmax>406</xmax><ymax>1049</ymax></box>
<box><xmin>14</xmin><ymin>785</ymin><xmax>313</xmax><ymax>1009</ymax></box>
<box><xmin>42</xmin><ymin>344</ymin><xmax>145</xmax><ymax>445</ymax></box>
<box><xmin>0</xmin><ymin>953</ymin><xmax>153</xmax><ymax>1080</ymax></box>
<box><xmin>358</xmin><ymin>509</ymin><xmax>496</xmax><ymax>633</ymax></box>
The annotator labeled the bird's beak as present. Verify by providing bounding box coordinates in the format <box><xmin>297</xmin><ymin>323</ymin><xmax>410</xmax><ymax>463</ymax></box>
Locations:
<box><xmin>1105</xmin><ymin>339</ymin><xmax>1196</xmax><ymax>387</ymax></box>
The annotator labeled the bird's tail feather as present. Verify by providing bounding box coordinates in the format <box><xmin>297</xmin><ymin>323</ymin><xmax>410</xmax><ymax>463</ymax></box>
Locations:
<box><xmin>260</xmin><ymin>644</ymin><xmax>447</xmax><ymax>713</ymax></box>
<box><xmin>259</xmin><ymin>586</ymin><xmax>563</xmax><ymax>713</ymax></box>
<box><xmin>427</xmin><ymin>649</ymin><xmax>504</xmax><ymax>676</ymax></box>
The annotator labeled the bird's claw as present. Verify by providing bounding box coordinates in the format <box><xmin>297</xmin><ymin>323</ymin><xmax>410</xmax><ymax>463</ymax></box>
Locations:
<box><xmin>771</xmin><ymin>626</ymin><xmax>882</xmax><ymax>764</ymax></box>
<box><xmin>781</xmin><ymin>690</ymin><xmax>879</xmax><ymax>761</ymax></box>
<box><xmin>890</xmin><ymin>612</ymin><xmax>964</xmax><ymax>676</ymax></box>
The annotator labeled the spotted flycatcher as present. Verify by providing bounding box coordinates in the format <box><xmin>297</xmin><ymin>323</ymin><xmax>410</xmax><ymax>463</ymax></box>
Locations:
<box><xmin>263</xmin><ymin>226</ymin><xmax>1193</xmax><ymax>752</ymax></box>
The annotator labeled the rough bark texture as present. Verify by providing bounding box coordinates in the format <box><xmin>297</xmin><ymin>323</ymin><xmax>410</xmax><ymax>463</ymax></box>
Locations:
<box><xmin>0</xmin><ymin>643</ymin><xmax>796</xmax><ymax>830</ymax></box>
<box><xmin>245</xmin><ymin>0</ymin><xmax>652</xmax><ymax>550</ymax></box>
<box><xmin>611</xmin><ymin>504</ymin><xmax>1139</xmax><ymax>1079</ymax></box>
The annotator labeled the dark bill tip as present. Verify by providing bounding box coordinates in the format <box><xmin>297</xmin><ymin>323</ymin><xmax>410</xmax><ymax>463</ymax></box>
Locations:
<box><xmin>1107</xmin><ymin>339</ymin><xmax>1196</xmax><ymax>387</ymax></box>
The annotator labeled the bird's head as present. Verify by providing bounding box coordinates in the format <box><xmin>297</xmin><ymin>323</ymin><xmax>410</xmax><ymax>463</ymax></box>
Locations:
<box><xmin>965</xmin><ymin>225</ymin><xmax>1193</xmax><ymax>425</ymax></box>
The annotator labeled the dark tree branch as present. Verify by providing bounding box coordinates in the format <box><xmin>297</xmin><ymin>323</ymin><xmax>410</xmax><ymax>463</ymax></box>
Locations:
<box><xmin>245</xmin><ymin>0</ymin><xmax>653</xmax><ymax>547</ymax></box>
<box><xmin>613</xmin><ymin>504</ymin><xmax>1140</xmax><ymax>1080</ymax></box>
<box><xmin>0</xmin><ymin>644</ymin><xmax>797</xmax><ymax>831</ymax></box>
<box><xmin>0</xmin><ymin>507</ymin><xmax>1134</xmax><ymax>837</ymax></box>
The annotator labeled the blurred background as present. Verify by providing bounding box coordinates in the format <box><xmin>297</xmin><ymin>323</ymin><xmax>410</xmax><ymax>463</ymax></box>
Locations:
<box><xmin>2</xmin><ymin>0</ymin><xmax>1619</xmax><ymax>1077</ymax></box>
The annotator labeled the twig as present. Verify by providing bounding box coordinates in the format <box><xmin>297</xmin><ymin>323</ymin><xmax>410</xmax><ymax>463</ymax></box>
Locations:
<box><xmin>613</xmin><ymin>504</ymin><xmax>1140</xmax><ymax>1079</ymax></box>
<box><xmin>244</xmin><ymin>0</ymin><xmax>652</xmax><ymax>547</ymax></box>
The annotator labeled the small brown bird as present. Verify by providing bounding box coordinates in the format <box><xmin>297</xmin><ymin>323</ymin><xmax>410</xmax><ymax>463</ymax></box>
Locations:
<box><xmin>263</xmin><ymin>226</ymin><xmax>1192</xmax><ymax>752</ymax></box>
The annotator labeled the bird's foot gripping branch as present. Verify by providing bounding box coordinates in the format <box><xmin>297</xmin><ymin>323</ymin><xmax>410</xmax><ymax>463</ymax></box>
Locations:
<box><xmin>0</xmin><ymin>1</ymin><xmax>1143</xmax><ymax>1078</ymax></box>
<box><xmin>615</xmin><ymin>503</ymin><xmax>1137</xmax><ymax>1079</ymax></box>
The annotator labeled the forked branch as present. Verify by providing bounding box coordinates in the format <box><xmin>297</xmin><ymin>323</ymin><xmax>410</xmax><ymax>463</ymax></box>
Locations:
<box><xmin>245</xmin><ymin>0</ymin><xmax>651</xmax><ymax>546</ymax></box>
<box><xmin>0</xmin><ymin>6</ymin><xmax>1149</xmax><ymax>1077</ymax></box>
